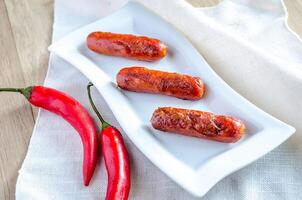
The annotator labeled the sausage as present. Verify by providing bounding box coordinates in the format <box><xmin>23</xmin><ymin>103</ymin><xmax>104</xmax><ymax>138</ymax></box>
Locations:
<box><xmin>151</xmin><ymin>107</ymin><xmax>245</xmax><ymax>143</ymax></box>
<box><xmin>87</xmin><ymin>32</ymin><xmax>167</xmax><ymax>61</ymax></box>
<box><xmin>116</xmin><ymin>67</ymin><xmax>205</xmax><ymax>100</ymax></box>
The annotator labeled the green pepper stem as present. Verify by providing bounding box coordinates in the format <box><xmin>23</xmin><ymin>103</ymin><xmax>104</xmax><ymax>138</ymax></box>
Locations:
<box><xmin>87</xmin><ymin>82</ymin><xmax>110</xmax><ymax>130</ymax></box>
<box><xmin>0</xmin><ymin>88</ymin><xmax>22</xmax><ymax>92</ymax></box>
<box><xmin>0</xmin><ymin>86</ymin><xmax>33</xmax><ymax>100</ymax></box>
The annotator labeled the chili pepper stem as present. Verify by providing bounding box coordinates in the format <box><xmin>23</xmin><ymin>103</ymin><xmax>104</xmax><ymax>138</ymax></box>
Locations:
<box><xmin>0</xmin><ymin>86</ymin><xmax>33</xmax><ymax>100</ymax></box>
<box><xmin>87</xmin><ymin>82</ymin><xmax>110</xmax><ymax>130</ymax></box>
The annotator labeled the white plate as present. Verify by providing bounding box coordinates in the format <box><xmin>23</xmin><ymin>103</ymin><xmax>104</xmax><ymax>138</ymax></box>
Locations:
<box><xmin>49</xmin><ymin>2</ymin><xmax>295</xmax><ymax>197</ymax></box>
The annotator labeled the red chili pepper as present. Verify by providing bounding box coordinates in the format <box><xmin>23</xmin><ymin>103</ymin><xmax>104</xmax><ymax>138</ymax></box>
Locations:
<box><xmin>87</xmin><ymin>83</ymin><xmax>131</xmax><ymax>200</ymax></box>
<box><xmin>0</xmin><ymin>86</ymin><xmax>98</xmax><ymax>186</ymax></box>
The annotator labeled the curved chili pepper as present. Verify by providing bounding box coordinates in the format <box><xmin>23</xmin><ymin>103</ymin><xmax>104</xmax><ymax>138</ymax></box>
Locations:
<box><xmin>87</xmin><ymin>83</ymin><xmax>131</xmax><ymax>200</ymax></box>
<box><xmin>0</xmin><ymin>86</ymin><xmax>98</xmax><ymax>186</ymax></box>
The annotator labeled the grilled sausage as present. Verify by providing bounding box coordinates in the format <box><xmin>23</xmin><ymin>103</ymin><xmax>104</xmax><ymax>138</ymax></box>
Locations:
<box><xmin>87</xmin><ymin>32</ymin><xmax>167</xmax><ymax>61</ymax></box>
<box><xmin>116</xmin><ymin>67</ymin><xmax>205</xmax><ymax>100</ymax></box>
<box><xmin>151</xmin><ymin>107</ymin><xmax>245</xmax><ymax>143</ymax></box>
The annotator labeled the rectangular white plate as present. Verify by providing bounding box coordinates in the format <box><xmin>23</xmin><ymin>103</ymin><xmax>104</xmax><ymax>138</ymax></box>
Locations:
<box><xmin>49</xmin><ymin>2</ymin><xmax>295</xmax><ymax>197</ymax></box>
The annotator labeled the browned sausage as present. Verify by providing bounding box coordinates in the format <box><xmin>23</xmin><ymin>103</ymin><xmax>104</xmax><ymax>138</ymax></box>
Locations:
<box><xmin>116</xmin><ymin>67</ymin><xmax>205</xmax><ymax>100</ymax></box>
<box><xmin>87</xmin><ymin>32</ymin><xmax>167</xmax><ymax>61</ymax></box>
<box><xmin>151</xmin><ymin>107</ymin><xmax>245</xmax><ymax>143</ymax></box>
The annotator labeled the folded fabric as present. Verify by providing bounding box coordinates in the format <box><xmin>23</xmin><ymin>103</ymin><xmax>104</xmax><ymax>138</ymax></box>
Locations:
<box><xmin>16</xmin><ymin>0</ymin><xmax>302</xmax><ymax>199</ymax></box>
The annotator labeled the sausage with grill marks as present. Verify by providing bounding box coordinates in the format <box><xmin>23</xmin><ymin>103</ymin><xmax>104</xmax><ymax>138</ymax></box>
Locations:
<box><xmin>151</xmin><ymin>107</ymin><xmax>245</xmax><ymax>143</ymax></box>
<box><xmin>87</xmin><ymin>32</ymin><xmax>167</xmax><ymax>61</ymax></box>
<box><xmin>116</xmin><ymin>67</ymin><xmax>205</xmax><ymax>100</ymax></box>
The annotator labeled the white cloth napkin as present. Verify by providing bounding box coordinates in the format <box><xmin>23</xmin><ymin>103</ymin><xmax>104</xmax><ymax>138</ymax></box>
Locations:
<box><xmin>16</xmin><ymin>0</ymin><xmax>302</xmax><ymax>199</ymax></box>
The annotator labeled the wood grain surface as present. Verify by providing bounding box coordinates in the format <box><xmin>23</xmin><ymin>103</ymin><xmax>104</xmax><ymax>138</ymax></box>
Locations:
<box><xmin>0</xmin><ymin>0</ymin><xmax>301</xmax><ymax>199</ymax></box>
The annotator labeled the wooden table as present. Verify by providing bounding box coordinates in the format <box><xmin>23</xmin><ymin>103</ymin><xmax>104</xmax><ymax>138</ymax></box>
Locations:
<box><xmin>0</xmin><ymin>0</ymin><xmax>301</xmax><ymax>199</ymax></box>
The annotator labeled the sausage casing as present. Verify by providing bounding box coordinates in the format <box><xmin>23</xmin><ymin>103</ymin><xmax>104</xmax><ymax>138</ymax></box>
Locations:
<box><xmin>116</xmin><ymin>67</ymin><xmax>205</xmax><ymax>100</ymax></box>
<box><xmin>151</xmin><ymin>107</ymin><xmax>245</xmax><ymax>143</ymax></box>
<box><xmin>87</xmin><ymin>32</ymin><xmax>167</xmax><ymax>61</ymax></box>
